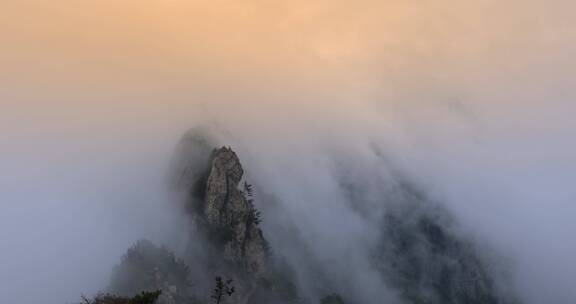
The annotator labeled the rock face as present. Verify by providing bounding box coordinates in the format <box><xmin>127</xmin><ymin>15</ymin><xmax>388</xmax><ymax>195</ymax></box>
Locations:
<box><xmin>199</xmin><ymin>147</ymin><xmax>268</xmax><ymax>278</ymax></box>
<box><xmin>174</xmin><ymin>141</ymin><xmax>273</xmax><ymax>303</ymax></box>
<box><xmin>172</xmin><ymin>134</ymin><xmax>297</xmax><ymax>304</ymax></box>
<box><xmin>374</xmin><ymin>185</ymin><xmax>516</xmax><ymax>304</ymax></box>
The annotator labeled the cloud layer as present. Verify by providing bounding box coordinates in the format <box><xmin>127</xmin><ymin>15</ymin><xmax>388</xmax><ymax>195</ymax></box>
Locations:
<box><xmin>0</xmin><ymin>1</ymin><xmax>575</xmax><ymax>303</ymax></box>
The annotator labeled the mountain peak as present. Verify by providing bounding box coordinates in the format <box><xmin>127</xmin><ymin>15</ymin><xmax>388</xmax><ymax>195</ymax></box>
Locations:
<box><xmin>202</xmin><ymin>147</ymin><xmax>267</xmax><ymax>276</ymax></box>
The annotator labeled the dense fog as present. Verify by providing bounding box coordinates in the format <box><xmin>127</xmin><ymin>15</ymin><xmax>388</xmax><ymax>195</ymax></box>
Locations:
<box><xmin>0</xmin><ymin>0</ymin><xmax>575</xmax><ymax>303</ymax></box>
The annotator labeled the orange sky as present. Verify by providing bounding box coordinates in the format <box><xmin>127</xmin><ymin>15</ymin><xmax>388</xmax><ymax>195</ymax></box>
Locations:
<box><xmin>1</xmin><ymin>0</ymin><xmax>574</xmax><ymax>142</ymax></box>
<box><xmin>3</xmin><ymin>0</ymin><xmax>572</xmax><ymax>87</ymax></box>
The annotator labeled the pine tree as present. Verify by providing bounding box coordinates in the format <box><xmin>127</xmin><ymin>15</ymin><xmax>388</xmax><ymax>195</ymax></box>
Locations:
<box><xmin>211</xmin><ymin>277</ymin><xmax>235</xmax><ymax>304</ymax></box>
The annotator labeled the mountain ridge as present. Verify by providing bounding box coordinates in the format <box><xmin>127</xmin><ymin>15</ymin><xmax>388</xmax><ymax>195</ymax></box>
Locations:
<box><xmin>101</xmin><ymin>131</ymin><xmax>518</xmax><ymax>304</ymax></box>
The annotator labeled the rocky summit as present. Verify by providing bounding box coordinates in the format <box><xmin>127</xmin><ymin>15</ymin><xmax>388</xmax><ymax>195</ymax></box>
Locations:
<box><xmin>102</xmin><ymin>131</ymin><xmax>518</xmax><ymax>304</ymax></box>
<box><xmin>170</xmin><ymin>133</ymin><xmax>282</xmax><ymax>304</ymax></box>
<box><xmin>199</xmin><ymin>147</ymin><xmax>269</xmax><ymax>278</ymax></box>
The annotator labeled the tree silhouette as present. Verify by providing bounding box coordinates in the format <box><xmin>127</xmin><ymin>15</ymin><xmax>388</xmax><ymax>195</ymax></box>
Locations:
<box><xmin>243</xmin><ymin>182</ymin><xmax>254</xmax><ymax>197</ymax></box>
<box><xmin>80</xmin><ymin>290</ymin><xmax>162</xmax><ymax>304</ymax></box>
<box><xmin>211</xmin><ymin>277</ymin><xmax>235</xmax><ymax>304</ymax></box>
<box><xmin>244</xmin><ymin>182</ymin><xmax>262</xmax><ymax>225</ymax></box>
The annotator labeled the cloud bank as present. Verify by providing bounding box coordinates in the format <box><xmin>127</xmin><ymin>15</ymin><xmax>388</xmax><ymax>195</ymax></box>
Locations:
<box><xmin>0</xmin><ymin>0</ymin><xmax>575</xmax><ymax>303</ymax></box>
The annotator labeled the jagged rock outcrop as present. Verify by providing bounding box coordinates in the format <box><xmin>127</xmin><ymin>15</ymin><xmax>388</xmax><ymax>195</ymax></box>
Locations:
<box><xmin>167</xmin><ymin>131</ymin><xmax>299</xmax><ymax>304</ymax></box>
<box><xmin>199</xmin><ymin>147</ymin><xmax>269</xmax><ymax>278</ymax></box>
<box><xmin>171</xmin><ymin>134</ymin><xmax>276</xmax><ymax>303</ymax></box>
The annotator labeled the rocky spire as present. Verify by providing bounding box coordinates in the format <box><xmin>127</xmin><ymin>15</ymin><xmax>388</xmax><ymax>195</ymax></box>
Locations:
<box><xmin>200</xmin><ymin>147</ymin><xmax>268</xmax><ymax>277</ymax></box>
<box><xmin>171</xmin><ymin>133</ymin><xmax>296</xmax><ymax>304</ymax></box>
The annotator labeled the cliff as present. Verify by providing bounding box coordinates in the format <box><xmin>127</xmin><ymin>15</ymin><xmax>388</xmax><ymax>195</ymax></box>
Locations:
<box><xmin>197</xmin><ymin>147</ymin><xmax>269</xmax><ymax>278</ymax></box>
<box><xmin>171</xmin><ymin>133</ymin><xmax>279</xmax><ymax>303</ymax></box>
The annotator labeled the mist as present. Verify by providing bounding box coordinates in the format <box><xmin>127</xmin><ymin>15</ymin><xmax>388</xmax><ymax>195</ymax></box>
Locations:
<box><xmin>1</xmin><ymin>0</ymin><xmax>575</xmax><ymax>303</ymax></box>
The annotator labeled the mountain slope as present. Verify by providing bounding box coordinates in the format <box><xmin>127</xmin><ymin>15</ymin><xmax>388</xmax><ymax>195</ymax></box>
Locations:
<box><xmin>104</xmin><ymin>132</ymin><xmax>517</xmax><ymax>304</ymax></box>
